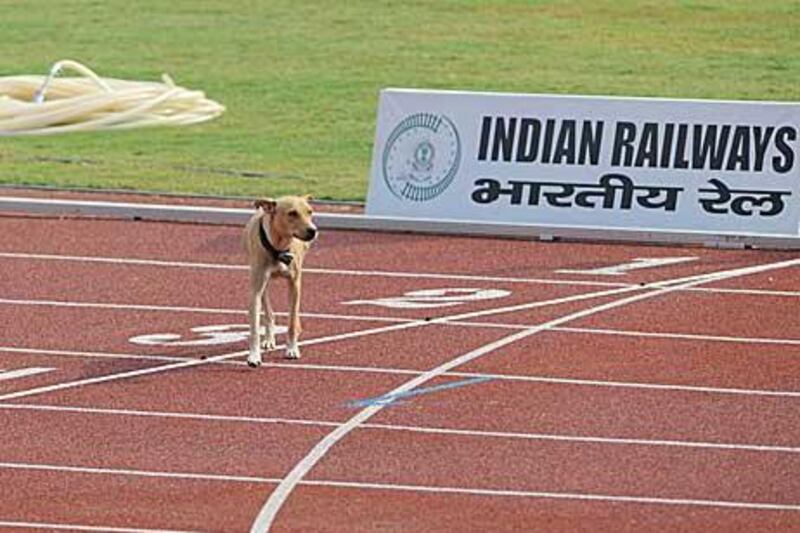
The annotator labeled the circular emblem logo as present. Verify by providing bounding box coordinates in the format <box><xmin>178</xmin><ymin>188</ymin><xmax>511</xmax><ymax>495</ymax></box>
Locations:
<box><xmin>382</xmin><ymin>113</ymin><xmax>461</xmax><ymax>202</ymax></box>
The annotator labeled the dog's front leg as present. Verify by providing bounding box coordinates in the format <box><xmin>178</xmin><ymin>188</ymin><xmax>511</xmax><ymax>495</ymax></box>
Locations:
<box><xmin>285</xmin><ymin>274</ymin><xmax>303</xmax><ymax>359</ymax></box>
<box><xmin>247</xmin><ymin>264</ymin><xmax>268</xmax><ymax>367</ymax></box>
<box><xmin>261</xmin><ymin>278</ymin><xmax>277</xmax><ymax>351</ymax></box>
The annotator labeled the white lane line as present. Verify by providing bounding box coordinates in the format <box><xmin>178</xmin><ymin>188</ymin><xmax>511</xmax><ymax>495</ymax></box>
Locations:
<box><xmin>0</xmin><ymin>251</ymin><xmax>628</xmax><ymax>288</ymax></box>
<box><xmin>3</xmin><ymin>344</ymin><xmax>800</xmax><ymax>399</ymax></box>
<box><xmin>554</xmin><ymin>326</ymin><xmax>800</xmax><ymax>346</ymax></box>
<box><xmin>0</xmin><ymin>298</ymin><xmax>416</xmax><ymax>324</ymax></box>
<box><xmin>4</xmin><ymin>250</ymin><xmax>800</xmax><ymax>298</ymax></box>
<box><xmin>0</xmin><ymin>350</ymin><xmax>245</xmax><ymax>402</ymax></box>
<box><xmin>1</xmin><ymin>461</ymin><xmax>799</xmax><ymax>513</ymax></box>
<box><xmin>0</xmin><ymin>403</ymin><xmax>339</xmax><ymax>430</ymax></box>
<box><xmin>301</xmin><ymin>479</ymin><xmax>800</xmax><ymax>512</ymax></box>
<box><xmin>0</xmin><ymin>521</ymin><xmax>198</xmax><ymax>533</ymax></box>
<box><xmin>3</xmin><ymin>402</ymin><xmax>799</xmax><ymax>455</ymax></box>
<box><xmin>449</xmin><ymin>371</ymin><xmax>800</xmax><ymax>398</ymax></box>
<box><xmin>0</xmin><ymin>346</ymin><xmax>187</xmax><ymax>364</ymax></box>
<box><xmin>0</xmin><ymin>367</ymin><xmax>53</xmax><ymax>382</ymax></box>
<box><xmin>690</xmin><ymin>286</ymin><xmax>800</xmax><ymax>298</ymax></box>
<box><xmin>0</xmin><ymin>298</ymin><xmax>244</xmax><ymax>316</ymax></box>
<box><xmin>0</xmin><ymin>252</ymin><xmax>243</xmax><ymax>271</ymax></box>
<box><xmin>251</xmin><ymin>257</ymin><xmax>800</xmax><ymax>531</ymax></box>
<box><xmin>362</xmin><ymin>421</ymin><xmax>800</xmax><ymax>454</ymax></box>
<box><xmin>0</xmin><ymin>460</ymin><xmax>273</xmax><ymax>483</ymax></box>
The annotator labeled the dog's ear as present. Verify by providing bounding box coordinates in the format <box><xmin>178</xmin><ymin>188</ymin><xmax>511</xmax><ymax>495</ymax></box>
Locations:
<box><xmin>303</xmin><ymin>194</ymin><xmax>314</xmax><ymax>202</ymax></box>
<box><xmin>254</xmin><ymin>198</ymin><xmax>276</xmax><ymax>213</ymax></box>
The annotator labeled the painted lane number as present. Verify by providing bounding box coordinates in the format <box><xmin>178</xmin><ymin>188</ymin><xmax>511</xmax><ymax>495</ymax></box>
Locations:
<box><xmin>129</xmin><ymin>324</ymin><xmax>287</xmax><ymax>347</ymax></box>
<box><xmin>557</xmin><ymin>257</ymin><xmax>698</xmax><ymax>276</ymax></box>
<box><xmin>343</xmin><ymin>287</ymin><xmax>511</xmax><ymax>309</ymax></box>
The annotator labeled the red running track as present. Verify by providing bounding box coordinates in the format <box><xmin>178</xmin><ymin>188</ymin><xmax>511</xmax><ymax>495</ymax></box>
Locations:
<box><xmin>1</xmin><ymin>210</ymin><xmax>800</xmax><ymax>532</ymax></box>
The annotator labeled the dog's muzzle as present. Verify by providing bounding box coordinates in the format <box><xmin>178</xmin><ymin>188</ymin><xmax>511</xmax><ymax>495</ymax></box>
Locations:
<box><xmin>300</xmin><ymin>227</ymin><xmax>317</xmax><ymax>242</ymax></box>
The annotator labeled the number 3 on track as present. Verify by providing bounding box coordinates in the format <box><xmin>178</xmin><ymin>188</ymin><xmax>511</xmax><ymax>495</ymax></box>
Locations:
<box><xmin>129</xmin><ymin>324</ymin><xmax>287</xmax><ymax>347</ymax></box>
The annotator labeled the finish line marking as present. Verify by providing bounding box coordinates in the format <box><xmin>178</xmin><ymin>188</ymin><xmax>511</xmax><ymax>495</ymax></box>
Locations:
<box><xmin>346</xmin><ymin>376</ymin><xmax>494</xmax><ymax>407</ymax></box>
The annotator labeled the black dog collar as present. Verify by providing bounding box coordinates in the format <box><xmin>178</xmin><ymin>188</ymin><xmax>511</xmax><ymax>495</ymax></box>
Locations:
<box><xmin>258</xmin><ymin>220</ymin><xmax>294</xmax><ymax>266</ymax></box>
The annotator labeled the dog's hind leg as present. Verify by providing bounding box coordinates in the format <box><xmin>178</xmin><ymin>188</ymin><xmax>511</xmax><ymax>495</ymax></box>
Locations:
<box><xmin>285</xmin><ymin>274</ymin><xmax>303</xmax><ymax>359</ymax></box>
<box><xmin>247</xmin><ymin>264</ymin><xmax>268</xmax><ymax>367</ymax></box>
<box><xmin>261</xmin><ymin>279</ymin><xmax>277</xmax><ymax>351</ymax></box>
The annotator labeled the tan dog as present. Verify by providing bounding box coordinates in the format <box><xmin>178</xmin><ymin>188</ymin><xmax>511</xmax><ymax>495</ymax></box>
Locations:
<box><xmin>243</xmin><ymin>195</ymin><xmax>317</xmax><ymax>366</ymax></box>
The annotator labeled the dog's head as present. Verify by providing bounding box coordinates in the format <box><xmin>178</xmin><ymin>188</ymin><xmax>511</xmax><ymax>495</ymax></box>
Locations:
<box><xmin>254</xmin><ymin>195</ymin><xmax>317</xmax><ymax>242</ymax></box>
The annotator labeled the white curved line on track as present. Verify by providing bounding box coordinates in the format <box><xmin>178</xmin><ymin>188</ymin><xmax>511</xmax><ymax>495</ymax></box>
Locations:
<box><xmin>250</xmin><ymin>257</ymin><xmax>800</xmax><ymax>531</ymax></box>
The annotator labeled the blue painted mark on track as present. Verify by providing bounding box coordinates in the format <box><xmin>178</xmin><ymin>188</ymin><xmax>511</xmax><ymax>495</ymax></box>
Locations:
<box><xmin>346</xmin><ymin>376</ymin><xmax>494</xmax><ymax>408</ymax></box>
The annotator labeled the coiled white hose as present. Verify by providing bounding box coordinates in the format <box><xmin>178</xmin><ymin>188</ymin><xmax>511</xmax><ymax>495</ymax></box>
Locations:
<box><xmin>0</xmin><ymin>60</ymin><xmax>225</xmax><ymax>136</ymax></box>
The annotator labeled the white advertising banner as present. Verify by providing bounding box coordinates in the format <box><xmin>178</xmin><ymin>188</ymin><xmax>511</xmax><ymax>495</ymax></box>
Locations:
<box><xmin>366</xmin><ymin>88</ymin><xmax>800</xmax><ymax>240</ymax></box>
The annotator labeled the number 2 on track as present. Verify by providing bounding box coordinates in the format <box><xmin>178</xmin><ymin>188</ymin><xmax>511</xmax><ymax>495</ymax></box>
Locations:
<box><xmin>557</xmin><ymin>256</ymin><xmax>697</xmax><ymax>276</ymax></box>
<box><xmin>343</xmin><ymin>287</ymin><xmax>511</xmax><ymax>309</ymax></box>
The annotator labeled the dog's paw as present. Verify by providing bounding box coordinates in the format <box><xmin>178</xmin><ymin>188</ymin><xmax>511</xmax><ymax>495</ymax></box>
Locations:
<box><xmin>285</xmin><ymin>341</ymin><xmax>301</xmax><ymax>360</ymax></box>
<box><xmin>247</xmin><ymin>351</ymin><xmax>263</xmax><ymax>368</ymax></box>
<box><xmin>260</xmin><ymin>323</ymin><xmax>277</xmax><ymax>350</ymax></box>
<box><xmin>261</xmin><ymin>334</ymin><xmax>276</xmax><ymax>350</ymax></box>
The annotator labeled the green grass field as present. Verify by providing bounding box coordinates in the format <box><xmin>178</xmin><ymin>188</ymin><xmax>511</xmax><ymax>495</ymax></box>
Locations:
<box><xmin>1</xmin><ymin>0</ymin><xmax>798</xmax><ymax>201</ymax></box>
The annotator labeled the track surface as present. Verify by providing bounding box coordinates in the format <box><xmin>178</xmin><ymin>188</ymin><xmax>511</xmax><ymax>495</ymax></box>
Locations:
<box><xmin>1</xmin><ymin>211</ymin><xmax>800</xmax><ymax>532</ymax></box>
